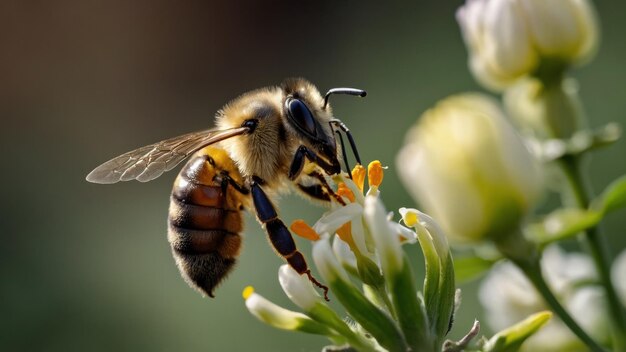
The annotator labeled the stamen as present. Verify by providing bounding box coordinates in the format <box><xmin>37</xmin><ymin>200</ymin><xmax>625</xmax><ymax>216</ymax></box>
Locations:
<box><xmin>368</xmin><ymin>160</ymin><xmax>384</xmax><ymax>188</ymax></box>
<box><xmin>351</xmin><ymin>164</ymin><xmax>366</xmax><ymax>192</ymax></box>
<box><xmin>337</xmin><ymin>182</ymin><xmax>355</xmax><ymax>203</ymax></box>
<box><xmin>242</xmin><ymin>286</ymin><xmax>255</xmax><ymax>299</ymax></box>
<box><xmin>290</xmin><ymin>220</ymin><xmax>321</xmax><ymax>241</ymax></box>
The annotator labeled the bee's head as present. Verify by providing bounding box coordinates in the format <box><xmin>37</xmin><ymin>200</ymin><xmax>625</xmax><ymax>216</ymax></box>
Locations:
<box><xmin>281</xmin><ymin>78</ymin><xmax>366</xmax><ymax>174</ymax></box>
<box><xmin>281</xmin><ymin>78</ymin><xmax>338</xmax><ymax>165</ymax></box>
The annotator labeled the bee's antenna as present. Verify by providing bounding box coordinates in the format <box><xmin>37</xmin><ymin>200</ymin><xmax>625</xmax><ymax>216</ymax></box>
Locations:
<box><xmin>333</xmin><ymin>128</ymin><xmax>353</xmax><ymax>179</ymax></box>
<box><xmin>323</xmin><ymin>88</ymin><xmax>366</xmax><ymax>109</ymax></box>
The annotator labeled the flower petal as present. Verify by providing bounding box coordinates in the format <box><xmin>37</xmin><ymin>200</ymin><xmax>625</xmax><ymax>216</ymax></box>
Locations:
<box><xmin>313</xmin><ymin>202</ymin><xmax>363</xmax><ymax>236</ymax></box>
<box><xmin>244</xmin><ymin>289</ymin><xmax>335</xmax><ymax>336</ymax></box>
<box><xmin>279</xmin><ymin>265</ymin><xmax>322</xmax><ymax>311</ymax></box>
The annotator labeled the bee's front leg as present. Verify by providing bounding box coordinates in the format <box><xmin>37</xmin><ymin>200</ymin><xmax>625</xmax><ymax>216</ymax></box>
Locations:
<box><xmin>249</xmin><ymin>176</ymin><xmax>329</xmax><ymax>300</ymax></box>
<box><xmin>288</xmin><ymin>145</ymin><xmax>341</xmax><ymax>180</ymax></box>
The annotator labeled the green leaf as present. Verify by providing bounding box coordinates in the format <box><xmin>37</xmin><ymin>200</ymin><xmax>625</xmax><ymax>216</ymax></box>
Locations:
<box><xmin>355</xmin><ymin>252</ymin><xmax>384</xmax><ymax>287</ymax></box>
<box><xmin>482</xmin><ymin>311</ymin><xmax>552</xmax><ymax>352</ymax></box>
<box><xmin>415</xmin><ymin>224</ymin><xmax>456</xmax><ymax>345</ymax></box>
<box><xmin>569</xmin><ymin>123</ymin><xmax>622</xmax><ymax>154</ymax></box>
<box><xmin>388</xmin><ymin>255</ymin><xmax>433</xmax><ymax>351</ymax></box>
<box><xmin>313</xmin><ymin>238</ymin><xmax>407</xmax><ymax>352</ymax></box>
<box><xmin>539</xmin><ymin>123</ymin><xmax>621</xmax><ymax>161</ymax></box>
<box><xmin>435</xmin><ymin>252</ymin><xmax>456</xmax><ymax>342</ymax></box>
<box><xmin>592</xmin><ymin>175</ymin><xmax>626</xmax><ymax>214</ymax></box>
<box><xmin>308</xmin><ymin>302</ymin><xmax>376</xmax><ymax>352</ymax></box>
<box><xmin>328</xmin><ymin>276</ymin><xmax>408</xmax><ymax>352</ymax></box>
<box><xmin>453</xmin><ymin>255</ymin><xmax>500</xmax><ymax>283</ymax></box>
<box><xmin>415</xmin><ymin>225</ymin><xmax>442</xmax><ymax>331</ymax></box>
<box><xmin>526</xmin><ymin>174</ymin><xmax>626</xmax><ymax>246</ymax></box>
<box><xmin>526</xmin><ymin>208</ymin><xmax>602</xmax><ymax>245</ymax></box>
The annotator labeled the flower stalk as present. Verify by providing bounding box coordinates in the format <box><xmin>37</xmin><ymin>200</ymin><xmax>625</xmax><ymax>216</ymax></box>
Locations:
<box><xmin>525</xmin><ymin>63</ymin><xmax>626</xmax><ymax>349</ymax></box>
<box><xmin>497</xmin><ymin>237</ymin><xmax>606</xmax><ymax>352</ymax></box>
<box><xmin>559</xmin><ymin>155</ymin><xmax>626</xmax><ymax>351</ymax></box>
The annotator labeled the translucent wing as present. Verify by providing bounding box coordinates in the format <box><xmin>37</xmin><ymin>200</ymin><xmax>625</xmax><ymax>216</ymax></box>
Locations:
<box><xmin>86</xmin><ymin>127</ymin><xmax>248</xmax><ymax>184</ymax></box>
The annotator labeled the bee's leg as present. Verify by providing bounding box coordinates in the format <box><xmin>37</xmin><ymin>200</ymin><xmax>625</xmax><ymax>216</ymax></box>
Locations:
<box><xmin>250</xmin><ymin>176</ymin><xmax>329</xmax><ymax>301</ymax></box>
<box><xmin>309</xmin><ymin>171</ymin><xmax>346</xmax><ymax>206</ymax></box>
<box><xmin>216</xmin><ymin>172</ymin><xmax>250</xmax><ymax>195</ymax></box>
<box><xmin>288</xmin><ymin>145</ymin><xmax>341</xmax><ymax>180</ymax></box>
<box><xmin>297</xmin><ymin>183</ymin><xmax>331</xmax><ymax>202</ymax></box>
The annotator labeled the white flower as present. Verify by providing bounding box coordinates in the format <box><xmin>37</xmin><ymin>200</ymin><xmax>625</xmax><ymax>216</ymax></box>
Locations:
<box><xmin>249</xmin><ymin>161</ymin><xmax>457</xmax><ymax>351</ymax></box>
<box><xmin>312</xmin><ymin>162</ymin><xmax>416</xmax><ymax>259</ymax></box>
<box><xmin>479</xmin><ymin>246</ymin><xmax>610</xmax><ymax>351</ymax></box>
<box><xmin>332</xmin><ymin>235</ymin><xmax>358</xmax><ymax>272</ymax></box>
<box><xmin>457</xmin><ymin>0</ymin><xmax>599</xmax><ymax>90</ymax></box>
<box><xmin>278</xmin><ymin>265</ymin><xmax>323</xmax><ymax>311</ymax></box>
<box><xmin>243</xmin><ymin>287</ymin><xmax>332</xmax><ymax>335</ymax></box>
<box><xmin>612</xmin><ymin>249</ymin><xmax>626</xmax><ymax>307</ymax></box>
<box><xmin>397</xmin><ymin>93</ymin><xmax>542</xmax><ymax>243</ymax></box>
<box><xmin>364</xmin><ymin>195</ymin><xmax>404</xmax><ymax>275</ymax></box>
<box><xmin>312</xmin><ymin>235</ymin><xmax>352</xmax><ymax>284</ymax></box>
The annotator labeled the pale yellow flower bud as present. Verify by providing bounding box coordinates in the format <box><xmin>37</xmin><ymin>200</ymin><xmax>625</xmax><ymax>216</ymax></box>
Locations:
<box><xmin>397</xmin><ymin>93</ymin><xmax>541</xmax><ymax>243</ymax></box>
<box><xmin>457</xmin><ymin>0</ymin><xmax>599</xmax><ymax>91</ymax></box>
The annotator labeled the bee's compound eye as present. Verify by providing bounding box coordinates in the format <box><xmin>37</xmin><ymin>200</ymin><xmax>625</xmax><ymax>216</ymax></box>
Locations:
<box><xmin>287</xmin><ymin>99</ymin><xmax>317</xmax><ymax>137</ymax></box>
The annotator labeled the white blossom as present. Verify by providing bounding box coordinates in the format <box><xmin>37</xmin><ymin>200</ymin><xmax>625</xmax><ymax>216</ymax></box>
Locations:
<box><xmin>479</xmin><ymin>246</ymin><xmax>610</xmax><ymax>351</ymax></box>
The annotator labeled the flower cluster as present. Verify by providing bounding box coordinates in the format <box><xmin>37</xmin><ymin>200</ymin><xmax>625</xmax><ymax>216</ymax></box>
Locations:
<box><xmin>243</xmin><ymin>162</ymin><xmax>456</xmax><ymax>352</ymax></box>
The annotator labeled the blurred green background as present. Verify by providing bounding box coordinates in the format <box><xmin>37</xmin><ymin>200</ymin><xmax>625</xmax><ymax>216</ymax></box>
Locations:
<box><xmin>2</xmin><ymin>1</ymin><xmax>625</xmax><ymax>351</ymax></box>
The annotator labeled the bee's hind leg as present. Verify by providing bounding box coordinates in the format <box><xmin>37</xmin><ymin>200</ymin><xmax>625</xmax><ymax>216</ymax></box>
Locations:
<box><xmin>249</xmin><ymin>176</ymin><xmax>329</xmax><ymax>301</ymax></box>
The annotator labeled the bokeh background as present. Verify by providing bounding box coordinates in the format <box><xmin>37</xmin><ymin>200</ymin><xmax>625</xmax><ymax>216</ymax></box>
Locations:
<box><xmin>2</xmin><ymin>1</ymin><xmax>625</xmax><ymax>351</ymax></box>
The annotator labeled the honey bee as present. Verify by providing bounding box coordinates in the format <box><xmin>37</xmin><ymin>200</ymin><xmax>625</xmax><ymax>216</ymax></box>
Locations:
<box><xmin>86</xmin><ymin>78</ymin><xmax>366</xmax><ymax>299</ymax></box>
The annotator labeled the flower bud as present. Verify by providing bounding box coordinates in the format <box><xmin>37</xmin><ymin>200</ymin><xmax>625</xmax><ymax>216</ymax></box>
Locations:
<box><xmin>457</xmin><ymin>0</ymin><xmax>599</xmax><ymax>90</ymax></box>
<box><xmin>504</xmin><ymin>77</ymin><xmax>584</xmax><ymax>139</ymax></box>
<box><xmin>278</xmin><ymin>265</ymin><xmax>322</xmax><ymax>311</ymax></box>
<box><xmin>397</xmin><ymin>93</ymin><xmax>541</xmax><ymax>243</ymax></box>
<box><xmin>243</xmin><ymin>287</ymin><xmax>334</xmax><ymax>336</ymax></box>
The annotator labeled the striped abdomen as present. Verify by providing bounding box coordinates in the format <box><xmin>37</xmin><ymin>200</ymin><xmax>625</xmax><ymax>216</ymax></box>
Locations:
<box><xmin>168</xmin><ymin>146</ymin><xmax>247</xmax><ymax>297</ymax></box>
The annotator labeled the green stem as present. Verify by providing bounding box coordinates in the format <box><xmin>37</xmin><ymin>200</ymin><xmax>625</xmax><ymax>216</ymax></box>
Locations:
<box><xmin>512</xmin><ymin>256</ymin><xmax>606</xmax><ymax>352</ymax></box>
<box><xmin>560</xmin><ymin>157</ymin><xmax>626</xmax><ymax>351</ymax></box>
<box><xmin>369</xmin><ymin>284</ymin><xmax>396</xmax><ymax>320</ymax></box>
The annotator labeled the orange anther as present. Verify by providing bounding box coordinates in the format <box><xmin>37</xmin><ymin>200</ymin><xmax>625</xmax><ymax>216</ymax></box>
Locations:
<box><xmin>351</xmin><ymin>164</ymin><xmax>366</xmax><ymax>192</ymax></box>
<box><xmin>368</xmin><ymin>160</ymin><xmax>384</xmax><ymax>188</ymax></box>
<box><xmin>337</xmin><ymin>182</ymin><xmax>355</xmax><ymax>203</ymax></box>
<box><xmin>290</xmin><ymin>220</ymin><xmax>321</xmax><ymax>241</ymax></box>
